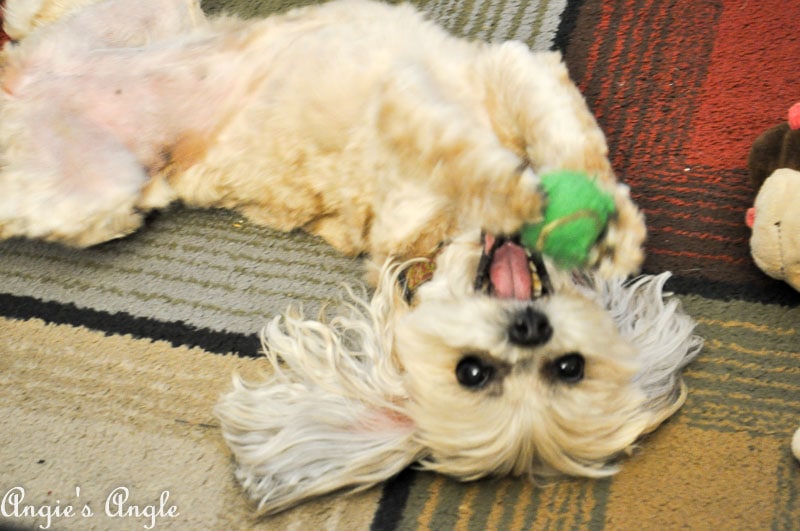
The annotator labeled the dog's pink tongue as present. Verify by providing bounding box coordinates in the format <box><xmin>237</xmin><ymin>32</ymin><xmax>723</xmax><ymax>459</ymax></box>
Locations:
<box><xmin>489</xmin><ymin>241</ymin><xmax>531</xmax><ymax>300</ymax></box>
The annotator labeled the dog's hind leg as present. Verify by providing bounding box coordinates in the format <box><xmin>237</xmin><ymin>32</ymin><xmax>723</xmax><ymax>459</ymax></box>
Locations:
<box><xmin>0</xmin><ymin>106</ymin><xmax>152</xmax><ymax>246</ymax></box>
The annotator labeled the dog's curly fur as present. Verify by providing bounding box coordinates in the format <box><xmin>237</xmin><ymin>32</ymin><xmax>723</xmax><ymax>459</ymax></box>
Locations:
<box><xmin>1</xmin><ymin>0</ymin><xmax>703</xmax><ymax>515</ymax></box>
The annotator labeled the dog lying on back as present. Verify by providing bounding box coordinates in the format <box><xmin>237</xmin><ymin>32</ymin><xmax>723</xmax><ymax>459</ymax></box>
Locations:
<box><xmin>1</xmin><ymin>0</ymin><xmax>702</xmax><ymax>514</ymax></box>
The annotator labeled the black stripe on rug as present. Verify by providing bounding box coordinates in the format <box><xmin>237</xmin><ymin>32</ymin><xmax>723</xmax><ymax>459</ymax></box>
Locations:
<box><xmin>0</xmin><ymin>271</ymin><xmax>796</xmax><ymax>367</ymax></box>
<box><xmin>0</xmin><ymin>292</ymin><xmax>261</xmax><ymax>357</ymax></box>
<box><xmin>665</xmin><ymin>274</ymin><xmax>800</xmax><ymax>306</ymax></box>
<box><xmin>370</xmin><ymin>468</ymin><xmax>417</xmax><ymax>531</ymax></box>
<box><xmin>551</xmin><ymin>0</ymin><xmax>585</xmax><ymax>53</ymax></box>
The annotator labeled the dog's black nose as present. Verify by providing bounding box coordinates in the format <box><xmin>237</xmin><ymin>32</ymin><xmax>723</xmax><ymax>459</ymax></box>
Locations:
<box><xmin>508</xmin><ymin>307</ymin><xmax>552</xmax><ymax>346</ymax></box>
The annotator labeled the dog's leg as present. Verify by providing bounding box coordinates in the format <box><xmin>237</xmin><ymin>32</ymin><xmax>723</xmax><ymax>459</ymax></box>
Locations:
<box><xmin>372</xmin><ymin>65</ymin><xmax>544</xmax><ymax>259</ymax></box>
<box><xmin>478</xmin><ymin>43</ymin><xmax>646</xmax><ymax>275</ymax></box>
<box><xmin>0</xmin><ymin>105</ymin><xmax>151</xmax><ymax>246</ymax></box>
<box><xmin>479</xmin><ymin>43</ymin><xmax>615</xmax><ymax>182</ymax></box>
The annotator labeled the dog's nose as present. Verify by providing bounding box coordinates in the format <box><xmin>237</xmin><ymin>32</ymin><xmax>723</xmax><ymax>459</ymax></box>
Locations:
<box><xmin>508</xmin><ymin>307</ymin><xmax>552</xmax><ymax>346</ymax></box>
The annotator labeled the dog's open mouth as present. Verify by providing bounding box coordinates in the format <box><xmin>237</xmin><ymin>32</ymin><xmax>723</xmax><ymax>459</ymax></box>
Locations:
<box><xmin>474</xmin><ymin>233</ymin><xmax>552</xmax><ymax>300</ymax></box>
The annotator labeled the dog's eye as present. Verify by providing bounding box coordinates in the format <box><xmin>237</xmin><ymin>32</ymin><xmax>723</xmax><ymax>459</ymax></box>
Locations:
<box><xmin>551</xmin><ymin>353</ymin><xmax>585</xmax><ymax>383</ymax></box>
<box><xmin>456</xmin><ymin>356</ymin><xmax>494</xmax><ymax>389</ymax></box>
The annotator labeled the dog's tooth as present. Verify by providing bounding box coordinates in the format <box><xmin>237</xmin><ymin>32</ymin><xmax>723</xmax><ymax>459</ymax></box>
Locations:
<box><xmin>531</xmin><ymin>270</ymin><xmax>542</xmax><ymax>298</ymax></box>
<box><xmin>527</xmin><ymin>255</ymin><xmax>543</xmax><ymax>297</ymax></box>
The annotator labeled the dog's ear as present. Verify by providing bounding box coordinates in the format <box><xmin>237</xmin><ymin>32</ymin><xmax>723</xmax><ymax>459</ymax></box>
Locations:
<box><xmin>215</xmin><ymin>376</ymin><xmax>422</xmax><ymax>515</ymax></box>
<box><xmin>599</xmin><ymin>272</ymin><xmax>703</xmax><ymax>431</ymax></box>
<box><xmin>216</xmin><ymin>272</ymin><xmax>422</xmax><ymax>514</ymax></box>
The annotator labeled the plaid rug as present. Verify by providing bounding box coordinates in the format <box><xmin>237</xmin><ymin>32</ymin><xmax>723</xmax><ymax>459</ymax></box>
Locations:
<box><xmin>1</xmin><ymin>0</ymin><xmax>798</xmax><ymax>529</ymax></box>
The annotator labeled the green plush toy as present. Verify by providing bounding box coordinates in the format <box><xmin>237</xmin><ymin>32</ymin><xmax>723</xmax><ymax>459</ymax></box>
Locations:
<box><xmin>520</xmin><ymin>170</ymin><xmax>615</xmax><ymax>269</ymax></box>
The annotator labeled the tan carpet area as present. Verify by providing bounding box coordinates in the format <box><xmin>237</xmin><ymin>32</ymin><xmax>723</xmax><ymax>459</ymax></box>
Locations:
<box><xmin>0</xmin><ymin>317</ymin><xmax>382</xmax><ymax>530</ymax></box>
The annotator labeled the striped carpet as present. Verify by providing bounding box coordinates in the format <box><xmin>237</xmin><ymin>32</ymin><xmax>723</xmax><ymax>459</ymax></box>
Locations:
<box><xmin>1</xmin><ymin>0</ymin><xmax>798</xmax><ymax>529</ymax></box>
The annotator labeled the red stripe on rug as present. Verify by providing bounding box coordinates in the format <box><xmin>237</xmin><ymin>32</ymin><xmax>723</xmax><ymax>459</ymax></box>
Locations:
<box><xmin>687</xmin><ymin>1</ymin><xmax>800</xmax><ymax>169</ymax></box>
<box><xmin>650</xmin><ymin>225</ymin><xmax>747</xmax><ymax>245</ymax></box>
<box><xmin>644</xmin><ymin>207</ymin><xmax>746</xmax><ymax>229</ymax></box>
<box><xmin>647</xmin><ymin>248</ymin><xmax>751</xmax><ymax>265</ymax></box>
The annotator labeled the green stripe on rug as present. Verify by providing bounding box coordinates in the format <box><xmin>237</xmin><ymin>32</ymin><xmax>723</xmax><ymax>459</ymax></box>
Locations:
<box><xmin>680</xmin><ymin>295</ymin><xmax>800</xmax><ymax>438</ymax></box>
<box><xmin>201</xmin><ymin>0</ymin><xmax>566</xmax><ymax>48</ymax></box>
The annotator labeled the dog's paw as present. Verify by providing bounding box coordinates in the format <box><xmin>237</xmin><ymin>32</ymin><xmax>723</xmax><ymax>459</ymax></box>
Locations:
<box><xmin>517</xmin><ymin>166</ymin><xmax>644</xmax><ymax>277</ymax></box>
<box><xmin>507</xmin><ymin>166</ymin><xmax>546</xmax><ymax>230</ymax></box>
<box><xmin>0</xmin><ymin>170</ymin><xmax>148</xmax><ymax>247</ymax></box>
<box><xmin>474</xmin><ymin>165</ymin><xmax>545</xmax><ymax>237</ymax></box>
<box><xmin>0</xmin><ymin>108</ymin><xmax>160</xmax><ymax>246</ymax></box>
<box><xmin>592</xmin><ymin>184</ymin><xmax>646</xmax><ymax>277</ymax></box>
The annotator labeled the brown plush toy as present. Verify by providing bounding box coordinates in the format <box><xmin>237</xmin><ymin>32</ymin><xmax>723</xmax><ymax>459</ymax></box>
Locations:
<box><xmin>748</xmin><ymin>104</ymin><xmax>800</xmax><ymax>462</ymax></box>
<box><xmin>746</xmin><ymin>103</ymin><xmax>800</xmax><ymax>293</ymax></box>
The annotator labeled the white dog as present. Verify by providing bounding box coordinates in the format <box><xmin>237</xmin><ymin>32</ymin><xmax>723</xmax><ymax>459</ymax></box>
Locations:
<box><xmin>1</xmin><ymin>0</ymin><xmax>702</xmax><ymax>514</ymax></box>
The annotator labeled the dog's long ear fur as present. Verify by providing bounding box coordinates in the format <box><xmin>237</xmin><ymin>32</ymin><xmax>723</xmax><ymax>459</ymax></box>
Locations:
<box><xmin>215</xmin><ymin>266</ymin><xmax>424</xmax><ymax>515</ymax></box>
<box><xmin>598</xmin><ymin>272</ymin><xmax>703</xmax><ymax>430</ymax></box>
